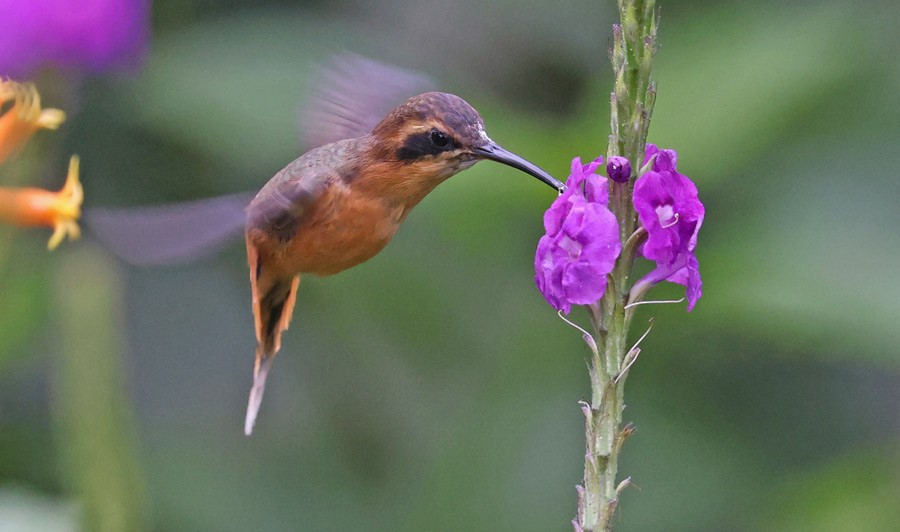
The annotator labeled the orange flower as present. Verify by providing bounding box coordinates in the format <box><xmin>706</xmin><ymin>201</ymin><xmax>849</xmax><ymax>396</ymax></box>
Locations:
<box><xmin>0</xmin><ymin>155</ymin><xmax>83</xmax><ymax>249</ymax></box>
<box><xmin>0</xmin><ymin>79</ymin><xmax>80</xmax><ymax>250</ymax></box>
<box><xmin>0</xmin><ymin>79</ymin><xmax>66</xmax><ymax>164</ymax></box>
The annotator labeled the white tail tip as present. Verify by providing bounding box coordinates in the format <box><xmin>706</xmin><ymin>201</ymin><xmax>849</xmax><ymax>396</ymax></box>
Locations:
<box><xmin>244</xmin><ymin>357</ymin><xmax>273</xmax><ymax>436</ymax></box>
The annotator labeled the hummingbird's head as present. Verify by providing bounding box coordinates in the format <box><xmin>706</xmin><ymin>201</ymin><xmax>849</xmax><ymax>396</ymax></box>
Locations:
<box><xmin>372</xmin><ymin>92</ymin><xmax>565</xmax><ymax>192</ymax></box>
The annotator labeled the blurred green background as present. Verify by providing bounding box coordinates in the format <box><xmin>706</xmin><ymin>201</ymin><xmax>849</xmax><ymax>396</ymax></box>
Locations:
<box><xmin>2</xmin><ymin>0</ymin><xmax>899</xmax><ymax>530</ymax></box>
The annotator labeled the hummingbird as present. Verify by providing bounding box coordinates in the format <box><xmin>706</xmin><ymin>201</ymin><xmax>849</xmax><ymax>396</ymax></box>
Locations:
<box><xmin>86</xmin><ymin>56</ymin><xmax>564</xmax><ymax>435</ymax></box>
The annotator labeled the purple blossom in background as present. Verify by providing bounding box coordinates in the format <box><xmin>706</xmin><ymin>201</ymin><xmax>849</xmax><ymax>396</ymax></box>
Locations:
<box><xmin>0</xmin><ymin>0</ymin><xmax>150</xmax><ymax>78</ymax></box>
<box><xmin>535</xmin><ymin>156</ymin><xmax>621</xmax><ymax>314</ymax></box>
<box><xmin>633</xmin><ymin>144</ymin><xmax>704</xmax><ymax>310</ymax></box>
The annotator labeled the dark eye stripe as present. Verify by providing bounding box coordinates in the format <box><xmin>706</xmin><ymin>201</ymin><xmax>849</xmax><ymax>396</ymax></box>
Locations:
<box><xmin>396</xmin><ymin>130</ymin><xmax>457</xmax><ymax>162</ymax></box>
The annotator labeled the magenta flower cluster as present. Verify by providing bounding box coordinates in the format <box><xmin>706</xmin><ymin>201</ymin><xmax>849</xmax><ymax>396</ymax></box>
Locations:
<box><xmin>0</xmin><ymin>0</ymin><xmax>150</xmax><ymax>77</ymax></box>
<box><xmin>633</xmin><ymin>145</ymin><xmax>704</xmax><ymax>310</ymax></box>
<box><xmin>534</xmin><ymin>157</ymin><xmax>621</xmax><ymax>314</ymax></box>
<box><xmin>535</xmin><ymin>145</ymin><xmax>704</xmax><ymax>313</ymax></box>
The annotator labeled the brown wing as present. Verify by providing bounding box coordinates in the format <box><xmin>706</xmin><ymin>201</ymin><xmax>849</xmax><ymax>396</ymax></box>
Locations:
<box><xmin>299</xmin><ymin>53</ymin><xmax>434</xmax><ymax>149</ymax></box>
<box><xmin>245</xmin><ymin>147</ymin><xmax>339</xmax><ymax>244</ymax></box>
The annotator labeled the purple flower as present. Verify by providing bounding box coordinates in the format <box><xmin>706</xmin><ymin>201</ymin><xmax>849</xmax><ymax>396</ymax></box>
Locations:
<box><xmin>632</xmin><ymin>144</ymin><xmax>704</xmax><ymax>310</ymax></box>
<box><xmin>535</xmin><ymin>156</ymin><xmax>621</xmax><ymax>314</ymax></box>
<box><xmin>0</xmin><ymin>0</ymin><xmax>150</xmax><ymax>78</ymax></box>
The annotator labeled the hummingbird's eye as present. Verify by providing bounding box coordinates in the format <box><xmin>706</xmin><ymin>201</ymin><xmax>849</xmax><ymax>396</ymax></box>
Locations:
<box><xmin>397</xmin><ymin>129</ymin><xmax>455</xmax><ymax>161</ymax></box>
<box><xmin>430</xmin><ymin>130</ymin><xmax>449</xmax><ymax>148</ymax></box>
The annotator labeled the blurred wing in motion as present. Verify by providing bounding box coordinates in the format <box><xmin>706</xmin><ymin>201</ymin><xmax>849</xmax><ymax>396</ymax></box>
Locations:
<box><xmin>85</xmin><ymin>192</ymin><xmax>253</xmax><ymax>266</ymax></box>
<box><xmin>300</xmin><ymin>53</ymin><xmax>435</xmax><ymax>149</ymax></box>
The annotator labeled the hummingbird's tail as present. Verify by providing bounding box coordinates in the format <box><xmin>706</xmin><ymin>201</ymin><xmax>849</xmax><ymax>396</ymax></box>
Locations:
<box><xmin>244</xmin><ymin>241</ymin><xmax>300</xmax><ymax>436</ymax></box>
<box><xmin>245</xmin><ymin>352</ymin><xmax>273</xmax><ymax>436</ymax></box>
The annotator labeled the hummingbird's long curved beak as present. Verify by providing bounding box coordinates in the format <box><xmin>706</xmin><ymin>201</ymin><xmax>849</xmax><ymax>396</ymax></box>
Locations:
<box><xmin>472</xmin><ymin>143</ymin><xmax>565</xmax><ymax>193</ymax></box>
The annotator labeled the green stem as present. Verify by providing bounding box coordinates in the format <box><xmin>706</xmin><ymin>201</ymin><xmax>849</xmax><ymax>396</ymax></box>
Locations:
<box><xmin>578</xmin><ymin>281</ymin><xmax>631</xmax><ymax>532</ymax></box>
<box><xmin>52</xmin><ymin>245</ymin><xmax>147</xmax><ymax>532</ymax></box>
<box><xmin>574</xmin><ymin>1</ymin><xmax>657</xmax><ymax>530</ymax></box>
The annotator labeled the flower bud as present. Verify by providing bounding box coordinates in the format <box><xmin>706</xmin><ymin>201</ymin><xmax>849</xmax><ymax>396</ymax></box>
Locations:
<box><xmin>606</xmin><ymin>156</ymin><xmax>631</xmax><ymax>183</ymax></box>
